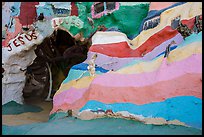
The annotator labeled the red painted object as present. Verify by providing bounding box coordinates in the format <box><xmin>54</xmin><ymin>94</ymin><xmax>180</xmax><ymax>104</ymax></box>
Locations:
<box><xmin>90</xmin><ymin>26</ymin><xmax>178</xmax><ymax>58</ymax></box>
<box><xmin>181</xmin><ymin>17</ymin><xmax>196</xmax><ymax>30</ymax></box>
<box><xmin>70</xmin><ymin>2</ymin><xmax>78</xmax><ymax>16</ymax></box>
<box><xmin>19</xmin><ymin>2</ymin><xmax>39</xmax><ymax>26</ymax></box>
<box><xmin>90</xmin><ymin>17</ymin><xmax>195</xmax><ymax>58</ymax></box>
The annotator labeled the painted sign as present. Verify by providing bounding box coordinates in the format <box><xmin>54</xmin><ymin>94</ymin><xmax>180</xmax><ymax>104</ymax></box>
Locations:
<box><xmin>51</xmin><ymin>17</ymin><xmax>64</xmax><ymax>28</ymax></box>
<box><xmin>6</xmin><ymin>30</ymin><xmax>38</xmax><ymax>51</ymax></box>
<box><xmin>51</xmin><ymin>16</ymin><xmax>83</xmax><ymax>29</ymax></box>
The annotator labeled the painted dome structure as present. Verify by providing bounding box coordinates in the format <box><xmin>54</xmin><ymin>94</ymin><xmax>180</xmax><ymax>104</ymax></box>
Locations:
<box><xmin>2</xmin><ymin>2</ymin><xmax>202</xmax><ymax>134</ymax></box>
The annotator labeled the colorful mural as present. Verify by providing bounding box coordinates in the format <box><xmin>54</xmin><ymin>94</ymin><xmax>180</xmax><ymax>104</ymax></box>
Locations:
<box><xmin>91</xmin><ymin>2</ymin><xmax>120</xmax><ymax>19</ymax></box>
<box><xmin>2</xmin><ymin>2</ymin><xmax>202</xmax><ymax>134</ymax></box>
<box><xmin>50</xmin><ymin>2</ymin><xmax>202</xmax><ymax>130</ymax></box>
<box><xmin>2</xmin><ymin>2</ymin><xmax>149</xmax><ymax>105</ymax></box>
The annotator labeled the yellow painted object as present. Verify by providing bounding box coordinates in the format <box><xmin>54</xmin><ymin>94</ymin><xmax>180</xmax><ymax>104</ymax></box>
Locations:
<box><xmin>55</xmin><ymin>76</ymin><xmax>95</xmax><ymax>95</ymax></box>
<box><xmin>131</xmin><ymin>2</ymin><xmax>202</xmax><ymax>49</ymax></box>
<box><xmin>167</xmin><ymin>41</ymin><xmax>202</xmax><ymax>63</ymax></box>
<box><xmin>117</xmin><ymin>41</ymin><xmax>202</xmax><ymax>74</ymax></box>
<box><xmin>55</xmin><ymin>41</ymin><xmax>202</xmax><ymax>95</ymax></box>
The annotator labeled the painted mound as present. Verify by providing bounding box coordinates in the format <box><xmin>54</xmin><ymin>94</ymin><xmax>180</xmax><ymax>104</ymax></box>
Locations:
<box><xmin>51</xmin><ymin>2</ymin><xmax>202</xmax><ymax>130</ymax></box>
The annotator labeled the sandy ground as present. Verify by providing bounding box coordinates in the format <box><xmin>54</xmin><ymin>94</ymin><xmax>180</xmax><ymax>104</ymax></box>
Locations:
<box><xmin>2</xmin><ymin>97</ymin><xmax>53</xmax><ymax>126</ymax></box>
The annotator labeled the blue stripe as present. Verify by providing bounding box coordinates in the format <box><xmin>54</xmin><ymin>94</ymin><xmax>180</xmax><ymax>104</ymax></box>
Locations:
<box><xmin>156</xmin><ymin>45</ymin><xmax>177</xmax><ymax>58</ymax></box>
<box><xmin>62</xmin><ymin>69</ymin><xmax>104</xmax><ymax>84</ymax></box>
<box><xmin>80</xmin><ymin>96</ymin><xmax>202</xmax><ymax>129</ymax></box>
<box><xmin>72</xmin><ymin>63</ymin><xmax>109</xmax><ymax>73</ymax></box>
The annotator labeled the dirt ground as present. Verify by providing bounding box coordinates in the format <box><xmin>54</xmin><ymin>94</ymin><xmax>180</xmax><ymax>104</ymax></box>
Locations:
<box><xmin>2</xmin><ymin>96</ymin><xmax>53</xmax><ymax>126</ymax></box>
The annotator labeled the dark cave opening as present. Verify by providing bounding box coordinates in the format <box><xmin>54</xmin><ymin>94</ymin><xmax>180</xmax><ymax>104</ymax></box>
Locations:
<box><xmin>22</xmin><ymin>29</ymin><xmax>87</xmax><ymax>103</ymax></box>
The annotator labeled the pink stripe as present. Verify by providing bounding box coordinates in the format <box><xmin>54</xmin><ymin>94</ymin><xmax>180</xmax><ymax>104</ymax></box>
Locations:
<box><xmin>53</xmin><ymin>87</ymin><xmax>88</xmax><ymax>106</ymax></box>
<box><xmin>51</xmin><ymin>73</ymin><xmax>202</xmax><ymax>114</ymax></box>
<box><xmin>92</xmin><ymin>54</ymin><xmax>202</xmax><ymax>87</ymax></box>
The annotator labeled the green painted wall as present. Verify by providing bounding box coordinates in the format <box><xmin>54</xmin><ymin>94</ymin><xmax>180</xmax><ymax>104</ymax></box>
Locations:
<box><xmin>61</xmin><ymin>2</ymin><xmax>149</xmax><ymax>38</ymax></box>
<box><xmin>3</xmin><ymin>116</ymin><xmax>202</xmax><ymax>135</ymax></box>
<box><xmin>2</xmin><ymin>101</ymin><xmax>42</xmax><ymax>115</ymax></box>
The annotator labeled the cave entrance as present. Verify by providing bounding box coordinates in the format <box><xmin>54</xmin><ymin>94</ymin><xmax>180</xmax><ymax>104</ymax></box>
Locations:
<box><xmin>22</xmin><ymin>29</ymin><xmax>77</xmax><ymax>105</ymax></box>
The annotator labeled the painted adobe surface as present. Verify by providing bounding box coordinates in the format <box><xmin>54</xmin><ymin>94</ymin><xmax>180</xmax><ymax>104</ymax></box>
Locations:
<box><xmin>51</xmin><ymin>2</ymin><xmax>202</xmax><ymax>130</ymax></box>
<box><xmin>2</xmin><ymin>2</ymin><xmax>202</xmax><ymax>133</ymax></box>
<box><xmin>2</xmin><ymin>2</ymin><xmax>149</xmax><ymax>105</ymax></box>
<box><xmin>2</xmin><ymin>116</ymin><xmax>202</xmax><ymax>135</ymax></box>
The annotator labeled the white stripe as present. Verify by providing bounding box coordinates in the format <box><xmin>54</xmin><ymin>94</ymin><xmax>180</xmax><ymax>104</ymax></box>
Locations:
<box><xmin>92</xmin><ymin>31</ymin><xmax>131</xmax><ymax>46</ymax></box>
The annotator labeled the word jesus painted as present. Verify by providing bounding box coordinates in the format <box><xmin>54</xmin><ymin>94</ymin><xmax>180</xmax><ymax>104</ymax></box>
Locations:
<box><xmin>7</xmin><ymin>30</ymin><xmax>38</xmax><ymax>51</ymax></box>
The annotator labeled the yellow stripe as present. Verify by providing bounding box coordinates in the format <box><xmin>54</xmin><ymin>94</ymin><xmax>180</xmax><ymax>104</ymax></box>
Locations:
<box><xmin>116</xmin><ymin>41</ymin><xmax>202</xmax><ymax>74</ymax></box>
<box><xmin>131</xmin><ymin>2</ymin><xmax>202</xmax><ymax>49</ymax></box>
<box><xmin>55</xmin><ymin>76</ymin><xmax>95</xmax><ymax>95</ymax></box>
<box><xmin>167</xmin><ymin>41</ymin><xmax>202</xmax><ymax>63</ymax></box>
<box><xmin>55</xmin><ymin>41</ymin><xmax>202</xmax><ymax>94</ymax></box>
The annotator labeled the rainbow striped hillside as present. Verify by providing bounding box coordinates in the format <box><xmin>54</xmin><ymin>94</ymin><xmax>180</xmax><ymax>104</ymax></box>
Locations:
<box><xmin>51</xmin><ymin>2</ymin><xmax>202</xmax><ymax>130</ymax></box>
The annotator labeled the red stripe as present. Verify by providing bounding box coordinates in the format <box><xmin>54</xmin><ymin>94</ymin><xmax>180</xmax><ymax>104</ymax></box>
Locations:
<box><xmin>90</xmin><ymin>42</ymin><xmax>131</xmax><ymax>57</ymax></box>
<box><xmin>90</xmin><ymin>17</ymin><xmax>195</xmax><ymax>58</ymax></box>
<box><xmin>90</xmin><ymin>26</ymin><xmax>178</xmax><ymax>57</ymax></box>
<box><xmin>51</xmin><ymin>73</ymin><xmax>201</xmax><ymax>113</ymax></box>
<box><xmin>136</xmin><ymin>26</ymin><xmax>178</xmax><ymax>56</ymax></box>
<box><xmin>181</xmin><ymin>17</ymin><xmax>196</xmax><ymax>30</ymax></box>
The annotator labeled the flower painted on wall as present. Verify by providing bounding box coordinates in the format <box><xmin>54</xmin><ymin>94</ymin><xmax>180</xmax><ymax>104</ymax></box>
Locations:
<box><xmin>91</xmin><ymin>2</ymin><xmax>119</xmax><ymax>19</ymax></box>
